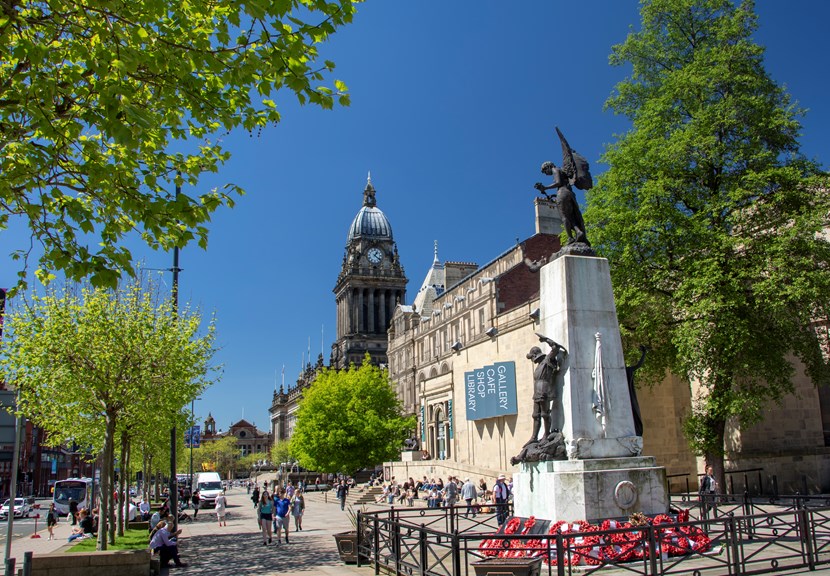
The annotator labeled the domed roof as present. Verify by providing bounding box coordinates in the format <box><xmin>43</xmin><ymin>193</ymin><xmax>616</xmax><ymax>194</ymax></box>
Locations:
<box><xmin>347</xmin><ymin>175</ymin><xmax>394</xmax><ymax>242</ymax></box>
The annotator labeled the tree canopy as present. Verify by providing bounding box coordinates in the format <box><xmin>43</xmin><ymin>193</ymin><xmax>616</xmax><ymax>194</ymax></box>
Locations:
<box><xmin>0</xmin><ymin>0</ymin><xmax>359</xmax><ymax>291</ymax></box>
<box><xmin>585</xmin><ymin>0</ymin><xmax>830</xmax><ymax>477</ymax></box>
<box><xmin>290</xmin><ymin>356</ymin><xmax>415</xmax><ymax>474</ymax></box>
<box><xmin>0</xmin><ymin>278</ymin><xmax>217</xmax><ymax>548</ymax></box>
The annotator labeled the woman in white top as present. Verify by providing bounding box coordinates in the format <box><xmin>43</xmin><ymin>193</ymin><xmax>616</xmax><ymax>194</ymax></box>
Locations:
<box><xmin>214</xmin><ymin>490</ymin><xmax>227</xmax><ymax>527</ymax></box>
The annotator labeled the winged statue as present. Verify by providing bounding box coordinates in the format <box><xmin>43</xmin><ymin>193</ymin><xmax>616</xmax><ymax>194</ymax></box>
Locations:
<box><xmin>534</xmin><ymin>127</ymin><xmax>592</xmax><ymax>246</ymax></box>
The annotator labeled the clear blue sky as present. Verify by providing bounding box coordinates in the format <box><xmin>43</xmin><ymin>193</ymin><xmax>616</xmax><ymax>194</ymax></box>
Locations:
<box><xmin>2</xmin><ymin>1</ymin><xmax>828</xmax><ymax>436</ymax></box>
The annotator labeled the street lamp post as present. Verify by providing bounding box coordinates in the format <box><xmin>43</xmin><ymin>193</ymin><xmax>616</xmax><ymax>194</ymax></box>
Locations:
<box><xmin>169</xmin><ymin>180</ymin><xmax>181</xmax><ymax>530</ymax></box>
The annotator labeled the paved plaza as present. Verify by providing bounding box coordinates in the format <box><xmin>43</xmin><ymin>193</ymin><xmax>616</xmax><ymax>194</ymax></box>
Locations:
<box><xmin>4</xmin><ymin>487</ymin><xmax>371</xmax><ymax>575</ymax></box>
<box><xmin>7</xmin><ymin>486</ymin><xmax>830</xmax><ymax>576</ymax></box>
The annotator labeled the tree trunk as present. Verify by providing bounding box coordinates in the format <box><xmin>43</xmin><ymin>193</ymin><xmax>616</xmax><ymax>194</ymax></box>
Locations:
<box><xmin>704</xmin><ymin>417</ymin><xmax>727</xmax><ymax>495</ymax></box>
<box><xmin>117</xmin><ymin>430</ymin><xmax>127</xmax><ymax>536</ymax></box>
<box><xmin>143</xmin><ymin>450</ymin><xmax>149</xmax><ymax>502</ymax></box>
<box><xmin>97</xmin><ymin>411</ymin><xmax>116</xmax><ymax>551</ymax></box>
<box><xmin>108</xmin><ymin>452</ymin><xmax>116</xmax><ymax>545</ymax></box>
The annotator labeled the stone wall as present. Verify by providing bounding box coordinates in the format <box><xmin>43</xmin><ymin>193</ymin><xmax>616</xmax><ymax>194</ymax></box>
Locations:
<box><xmin>25</xmin><ymin>549</ymin><xmax>151</xmax><ymax>576</ymax></box>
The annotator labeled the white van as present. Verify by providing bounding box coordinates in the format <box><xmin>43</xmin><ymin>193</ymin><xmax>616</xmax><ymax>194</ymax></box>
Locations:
<box><xmin>192</xmin><ymin>472</ymin><xmax>223</xmax><ymax>508</ymax></box>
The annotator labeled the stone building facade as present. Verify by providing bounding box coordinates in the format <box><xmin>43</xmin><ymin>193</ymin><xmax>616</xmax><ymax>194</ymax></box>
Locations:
<box><xmin>270</xmin><ymin>176</ymin><xmax>407</xmax><ymax>441</ymax></box>
<box><xmin>386</xmin><ymin>199</ymin><xmax>830</xmax><ymax>493</ymax></box>
<box><xmin>202</xmin><ymin>414</ymin><xmax>272</xmax><ymax>457</ymax></box>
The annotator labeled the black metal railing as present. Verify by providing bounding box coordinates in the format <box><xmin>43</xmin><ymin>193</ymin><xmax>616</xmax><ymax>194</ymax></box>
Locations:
<box><xmin>356</xmin><ymin>499</ymin><xmax>830</xmax><ymax>576</ymax></box>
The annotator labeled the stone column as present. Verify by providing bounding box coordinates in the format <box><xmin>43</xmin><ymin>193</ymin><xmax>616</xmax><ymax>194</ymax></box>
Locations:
<box><xmin>379</xmin><ymin>290</ymin><xmax>386</xmax><ymax>333</ymax></box>
<box><xmin>357</xmin><ymin>289</ymin><xmax>364</xmax><ymax>333</ymax></box>
<box><xmin>368</xmin><ymin>288</ymin><xmax>376</xmax><ymax>334</ymax></box>
<box><xmin>539</xmin><ymin>255</ymin><xmax>641</xmax><ymax>458</ymax></box>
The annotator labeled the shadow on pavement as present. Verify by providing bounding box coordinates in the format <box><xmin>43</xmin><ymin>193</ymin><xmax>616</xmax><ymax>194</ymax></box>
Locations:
<box><xmin>163</xmin><ymin>528</ymin><xmax>342</xmax><ymax>575</ymax></box>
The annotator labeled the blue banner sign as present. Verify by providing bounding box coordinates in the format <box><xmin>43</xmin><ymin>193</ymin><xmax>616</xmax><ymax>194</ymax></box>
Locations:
<box><xmin>464</xmin><ymin>361</ymin><xmax>518</xmax><ymax>421</ymax></box>
<box><xmin>184</xmin><ymin>425</ymin><xmax>201</xmax><ymax>448</ymax></box>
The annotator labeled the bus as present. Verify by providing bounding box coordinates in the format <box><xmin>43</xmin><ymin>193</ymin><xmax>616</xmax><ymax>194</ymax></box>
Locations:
<box><xmin>53</xmin><ymin>477</ymin><xmax>95</xmax><ymax>516</ymax></box>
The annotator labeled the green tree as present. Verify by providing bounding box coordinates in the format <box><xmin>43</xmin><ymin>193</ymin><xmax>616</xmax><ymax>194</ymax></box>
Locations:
<box><xmin>291</xmin><ymin>356</ymin><xmax>415</xmax><ymax>474</ymax></box>
<box><xmin>0</xmin><ymin>279</ymin><xmax>217</xmax><ymax>549</ymax></box>
<box><xmin>270</xmin><ymin>439</ymin><xmax>293</xmax><ymax>469</ymax></box>
<box><xmin>0</xmin><ymin>0</ymin><xmax>359</xmax><ymax>291</ymax></box>
<box><xmin>197</xmin><ymin>436</ymin><xmax>239</xmax><ymax>479</ymax></box>
<box><xmin>585</xmin><ymin>0</ymin><xmax>830</xmax><ymax>484</ymax></box>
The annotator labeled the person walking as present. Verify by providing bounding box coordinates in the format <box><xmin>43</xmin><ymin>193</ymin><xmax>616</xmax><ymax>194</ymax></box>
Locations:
<box><xmin>336</xmin><ymin>480</ymin><xmax>349</xmax><ymax>511</ymax></box>
<box><xmin>214</xmin><ymin>489</ymin><xmax>227</xmax><ymax>527</ymax></box>
<box><xmin>699</xmin><ymin>465</ymin><xmax>718</xmax><ymax>514</ymax></box>
<box><xmin>257</xmin><ymin>491</ymin><xmax>274</xmax><ymax>545</ymax></box>
<box><xmin>494</xmin><ymin>474</ymin><xmax>510</xmax><ymax>527</ymax></box>
<box><xmin>191</xmin><ymin>489</ymin><xmax>201</xmax><ymax>518</ymax></box>
<box><xmin>291</xmin><ymin>488</ymin><xmax>305</xmax><ymax>531</ymax></box>
<box><xmin>273</xmin><ymin>489</ymin><xmax>291</xmax><ymax>544</ymax></box>
<box><xmin>461</xmin><ymin>478</ymin><xmax>478</xmax><ymax>518</ymax></box>
<box><xmin>443</xmin><ymin>475</ymin><xmax>458</xmax><ymax>508</ymax></box>
<box><xmin>68</xmin><ymin>497</ymin><xmax>78</xmax><ymax>525</ymax></box>
<box><xmin>46</xmin><ymin>503</ymin><xmax>58</xmax><ymax>540</ymax></box>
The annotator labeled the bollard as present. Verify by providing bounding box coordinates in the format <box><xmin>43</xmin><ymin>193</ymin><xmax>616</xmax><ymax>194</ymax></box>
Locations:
<box><xmin>4</xmin><ymin>557</ymin><xmax>15</xmax><ymax>576</ymax></box>
<box><xmin>22</xmin><ymin>551</ymin><xmax>32</xmax><ymax>576</ymax></box>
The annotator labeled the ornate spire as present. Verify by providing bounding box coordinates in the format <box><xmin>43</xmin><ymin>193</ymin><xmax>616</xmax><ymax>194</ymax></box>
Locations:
<box><xmin>363</xmin><ymin>172</ymin><xmax>376</xmax><ymax>207</ymax></box>
<box><xmin>433</xmin><ymin>240</ymin><xmax>439</xmax><ymax>264</ymax></box>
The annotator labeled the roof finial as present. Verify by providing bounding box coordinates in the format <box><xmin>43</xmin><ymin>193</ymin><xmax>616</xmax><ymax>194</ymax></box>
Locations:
<box><xmin>363</xmin><ymin>172</ymin><xmax>376</xmax><ymax>207</ymax></box>
<box><xmin>433</xmin><ymin>240</ymin><xmax>439</xmax><ymax>264</ymax></box>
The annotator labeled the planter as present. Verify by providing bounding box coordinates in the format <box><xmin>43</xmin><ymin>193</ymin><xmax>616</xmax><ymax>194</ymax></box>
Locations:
<box><xmin>333</xmin><ymin>531</ymin><xmax>360</xmax><ymax>564</ymax></box>
<box><xmin>471</xmin><ymin>557</ymin><xmax>543</xmax><ymax>576</ymax></box>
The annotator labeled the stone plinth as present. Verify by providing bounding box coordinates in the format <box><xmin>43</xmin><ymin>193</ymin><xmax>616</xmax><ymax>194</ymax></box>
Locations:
<box><xmin>513</xmin><ymin>457</ymin><xmax>668</xmax><ymax>522</ymax></box>
<box><xmin>400</xmin><ymin>450</ymin><xmax>423</xmax><ymax>462</ymax></box>
<box><xmin>539</xmin><ymin>255</ymin><xmax>642</xmax><ymax>459</ymax></box>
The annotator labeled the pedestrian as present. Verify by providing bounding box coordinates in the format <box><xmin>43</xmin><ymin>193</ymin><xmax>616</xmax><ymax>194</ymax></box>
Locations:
<box><xmin>461</xmin><ymin>478</ymin><xmax>478</xmax><ymax>518</ymax></box>
<box><xmin>336</xmin><ymin>480</ymin><xmax>349</xmax><ymax>511</ymax></box>
<box><xmin>291</xmin><ymin>488</ymin><xmax>305</xmax><ymax>531</ymax></box>
<box><xmin>494</xmin><ymin>474</ymin><xmax>510</xmax><ymax>527</ymax></box>
<box><xmin>251</xmin><ymin>484</ymin><xmax>260</xmax><ymax>508</ymax></box>
<box><xmin>699</xmin><ymin>465</ymin><xmax>718</xmax><ymax>514</ymax></box>
<box><xmin>215</xmin><ymin>489</ymin><xmax>227</xmax><ymax>527</ymax></box>
<box><xmin>191</xmin><ymin>489</ymin><xmax>200</xmax><ymax>518</ymax></box>
<box><xmin>46</xmin><ymin>503</ymin><xmax>58</xmax><ymax>540</ymax></box>
<box><xmin>258</xmin><ymin>491</ymin><xmax>274</xmax><ymax>545</ymax></box>
<box><xmin>68</xmin><ymin>497</ymin><xmax>78</xmax><ymax>525</ymax></box>
<box><xmin>443</xmin><ymin>475</ymin><xmax>458</xmax><ymax>508</ymax></box>
<box><xmin>273</xmin><ymin>489</ymin><xmax>291</xmax><ymax>544</ymax></box>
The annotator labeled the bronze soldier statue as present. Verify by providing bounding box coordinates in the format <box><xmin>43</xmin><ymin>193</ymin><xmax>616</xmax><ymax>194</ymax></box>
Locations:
<box><xmin>526</xmin><ymin>333</ymin><xmax>567</xmax><ymax>446</ymax></box>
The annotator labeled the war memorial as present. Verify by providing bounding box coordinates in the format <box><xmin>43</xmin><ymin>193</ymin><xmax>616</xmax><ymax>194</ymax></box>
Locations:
<box><xmin>351</xmin><ymin>130</ymin><xmax>830</xmax><ymax>576</ymax></box>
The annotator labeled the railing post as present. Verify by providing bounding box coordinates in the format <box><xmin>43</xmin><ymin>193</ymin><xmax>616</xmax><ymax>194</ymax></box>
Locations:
<box><xmin>647</xmin><ymin>525</ymin><xmax>659</xmax><ymax>576</ymax></box>
<box><xmin>452</xmin><ymin>530</ymin><xmax>462</xmax><ymax>576</ymax></box>
<box><xmin>728</xmin><ymin>514</ymin><xmax>742</xmax><ymax>576</ymax></box>
<box><xmin>22</xmin><ymin>551</ymin><xmax>32</xmax><ymax>576</ymax></box>
<box><xmin>356</xmin><ymin>510</ymin><xmax>362</xmax><ymax>568</ymax></box>
<box><xmin>374</xmin><ymin>514</ymin><xmax>381</xmax><ymax>576</ymax></box>
<box><xmin>799</xmin><ymin>504</ymin><xmax>815</xmax><ymax>571</ymax></box>
<box><xmin>555</xmin><ymin>533</ymin><xmax>565</xmax><ymax>576</ymax></box>
<box><xmin>419</xmin><ymin>524</ymin><xmax>427</xmax><ymax>576</ymax></box>
<box><xmin>743</xmin><ymin>490</ymin><xmax>754</xmax><ymax>538</ymax></box>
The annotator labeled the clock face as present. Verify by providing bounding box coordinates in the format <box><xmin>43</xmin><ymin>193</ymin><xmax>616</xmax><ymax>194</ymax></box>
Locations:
<box><xmin>367</xmin><ymin>247</ymin><xmax>383</xmax><ymax>264</ymax></box>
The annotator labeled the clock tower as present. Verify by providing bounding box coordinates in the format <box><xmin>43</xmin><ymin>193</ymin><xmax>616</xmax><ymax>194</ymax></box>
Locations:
<box><xmin>331</xmin><ymin>175</ymin><xmax>407</xmax><ymax>369</ymax></box>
